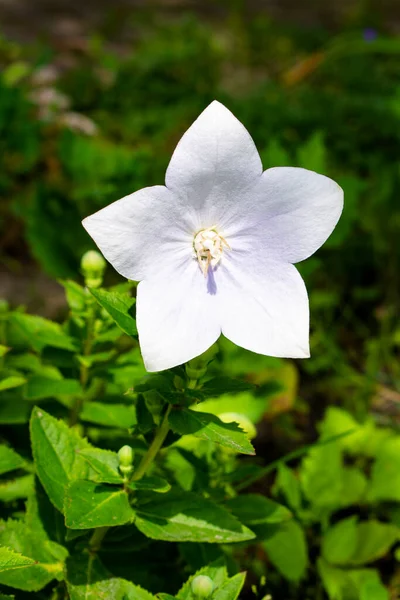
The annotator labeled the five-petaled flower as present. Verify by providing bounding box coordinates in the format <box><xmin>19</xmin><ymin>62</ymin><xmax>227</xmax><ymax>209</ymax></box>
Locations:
<box><xmin>83</xmin><ymin>101</ymin><xmax>343</xmax><ymax>372</ymax></box>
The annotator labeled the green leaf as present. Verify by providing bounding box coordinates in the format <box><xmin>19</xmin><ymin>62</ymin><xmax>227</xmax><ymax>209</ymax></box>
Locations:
<box><xmin>30</xmin><ymin>407</ymin><xmax>91</xmax><ymax>511</ymax></box>
<box><xmin>0</xmin><ymin>345</ymin><xmax>10</xmax><ymax>358</ymax></box>
<box><xmin>340</xmin><ymin>467</ymin><xmax>367</xmax><ymax>507</ymax></box>
<box><xmin>60</xmin><ymin>280</ymin><xmax>87</xmax><ymax>312</ymax></box>
<box><xmin>64</xmin><ymin>480</ymin><xmax>135</xmax><ymax>529</ymax></box>
<box><xmin>0</xmin><ymin>397</ymin><xmax>30</xmax><ymax>424</ymax></box>
<box><xmin>0</xmin><ymin>518</ymin><xmax>65</xmax><ymax>591</ymax></box>
<box><xmin>169</xmin><ymin>408</ymin><xmax>255</xmax><ymax>455</ymax></box>
<box><xmin>134</xmin><ymin>490</ymin><xmax>255</xmax><ymax>543</ymax></box>
<box><xmin>78</xmin><ymin>448</ymin><xmax>122</xmax><ymax>484</ymax></box>
<box><xmin>24</xmin><ymin>376</ymin><xmax>82</xmax><ymax>400</ymax></box>
<box><xmin>322</xmin><ymin>517</ymin><xmax>358</xmax><ymax>566</ymax></box>
<box><xmin>300</xmin><ymin>440</ymin><xmax>342</xmax><ymax>509</ymax></box>
<box><xmin>263</xmin><ymin>520</ymin><xmax>308</xmax><ymax>582</ymax></box>
<box><xmin>129</xmin><ymin>476</ymin><xmax>171</xmax><ymax>493</ymax></box>
<box><xmin>275</xmin><ymin>463</ymin><xmax>302</xmax><ymax>511</ymax></box>
<box><xmin>0</xmin><ymin>445</ymin><xmax>25</xmax><ymax>475</ymax></box>
<box><xmin>0</xmin><ymin>376</ymin><xmax>26</xmax><ymax>392</ymax></box>
<box><xmin>9</xmin><ymin>313</ymin><xmax>77</xmax><ymax>352</ymax></box>
<box><xmin>200</xmin><ymin>377</ymin><xmax>254</xmax><ymax>397</ymax></box>
<box><xmin>367</xmin><ymin>438</ymin><xmax>400</xmax><ymax>502</ymax></box>
<box><xmin>66</xmin><ymin>553</ymin><xmax>156</xmax><ymax>600</ymax></box>
<box><xmin>0</xmin><ymin>547</ymin><xmax>35</xmax><ymax>571</ymax></box>
<box><xmin>90</xmin><ymin>288</ymin><xmax>137</xmax><ymax>336</ymax></box>
<box><xmin>349</xmin><ymin>521</ymin><xmax>399</xmax><ymax>566</ymax></box>
<box><xmin>360</xmin><ymin>580</ymin><xmax>389</xmax><ymax>600</ymax></box>
<box><xmin>80</xmin><ymin>401</ymin><xmax>137</xmax><ymax>428</ymax></box>
<box><xmin>212</xmin><ymin>572</ymin><xmax>246</xmax><ymax>600</ymax></box>
<box><xmin>225</xmin><ymin>494</ymin><xmax>292</xmax><ymax>527</ymax></box>
<box><xmin>0</xmin><ymin>474</ymin><xmax>34</xmax><ymax>502</ymax></box>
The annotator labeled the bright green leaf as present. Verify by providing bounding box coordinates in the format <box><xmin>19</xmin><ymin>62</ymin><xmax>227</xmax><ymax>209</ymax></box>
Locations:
<box><xmin>212</xmin><ymin>572</ymin><xmax>246</xmax><ymax>600</ymax></box>
<box><xmin>169</xmin><ymin>409</ymin><xmax>255</xmax><ymax>455</ymax></box>
<box><xmin>0</xmin><ymin>547</ymin><xmax>35</xmax><ymax>571</ymax></box>
<box><xmin>78</xmin><ymin>448</ymin><xmax>122</xmax><ymax>484</ymax></box>
<box><xmin>263</xmin><ymin>520</ymin><xmax>308</xmax><ymax>582</ymax></box>
<box><xmin>0</xmin><ymin>445</ymin><xmax>25</xmax><ymax>475</ymax></box>
<box><xmin>80</xmin><ymin>402</ymin><xmax>137</xmax><ymax>428</ymax></box>
<box><xmin>0</xmin><ymin>474</ymin><xmax>34</xmax><ymax>503</ymax></box>
<box><xmin>9</xmin><ymin>313</ymin><xmax>77</xmax><ymax>353</ymax></box>
<box><xmin>64</xmin><ymin>480</ymin><xmax>135</xmax><ymax>529</ymax></box>
<box><xmin>24</xmin><ymin>376</ymin><xmax>82</xmax><ymax>400</ymax></box>
<box><xmin>0</xmin><ymin>376</ymin><xmax>26</xmax><ymax>392</ymax></box>
<box><xmin>322</xmin><ymin>517</ymin><xmax>358</xmax><ymax>566</ymax></box>
<box><xmin>90</xmin><ymin>288</ymin><xmax>137</xmax><ymax>336</ymax></box>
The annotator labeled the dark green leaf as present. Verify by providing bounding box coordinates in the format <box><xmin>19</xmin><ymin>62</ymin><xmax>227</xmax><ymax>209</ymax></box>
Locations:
<box><xmin>80</xmin><ymin>402</ymin><xmax>137</xmax><ymax>428</ymax></box>
<box><xmin>225</xmin><ymin>494</ymin><xmax>292</xmax><ymax>527</ymax></box>
<box><xmin>128</xmin><ymin>476</ymin><xmax>171</xmax><ymax>493</ymax></box>
<box><xmin>201</xmin><ymin>377</ymin><xmax>254</xmax><ymax>397</ymax></box>
<box><xmin>169</xmin><ymin>409</ymin><xmax>255</xmax><ymax>455</ymax></box>
<box><xmin>64</xmin><ymin>480</ymin><xmax>135</xmax><ymax>529</ymax></box>
<box><xmin>134</xmin><ymin>490</ymin><xmax>255</xmax><ymax>543</ymax></box>
<box><xmin>66</xmin><ymin>553</ymin><xmax>156</xmax><ymax>600</ymax></box>
<box><xmin>90</xmin><ymin>288</ymin><xmax>137</xmax><ymax>336</ymax></box>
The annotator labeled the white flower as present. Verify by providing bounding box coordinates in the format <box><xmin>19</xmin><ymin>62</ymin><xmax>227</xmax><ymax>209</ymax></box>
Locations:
<box><xmin>82</xmin><ymin>101</ymin><xmax>343</xmax><ymax>372</ymax></box>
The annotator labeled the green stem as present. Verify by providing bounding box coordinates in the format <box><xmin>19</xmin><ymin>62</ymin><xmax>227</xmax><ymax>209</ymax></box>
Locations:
<box><xmin>132</xmin><ymin>404</ymin><xmax>172</xmax><ymax>481</ymax></box>
<box><xmin>69</xmin><ymin>297</ymin><xmax>96</xmax><ymax>426</ymax></box>
<box><xmin>187</xmin><ymin>379</ymin><xmax>197</xmax><ymax>389</ymax></box>
<box><xmin>89</xmin><ymin>526</ymin><xmax>109</xmax><ymax>554</ymax></box>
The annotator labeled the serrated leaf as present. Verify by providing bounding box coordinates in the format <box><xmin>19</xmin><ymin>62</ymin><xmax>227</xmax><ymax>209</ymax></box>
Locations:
<box><xmin>64</xmin><ymin>480</ymin><xmax>135</xmax><ymax>529</ymax></box>
<box><xmin>30</xmin><ymin>407</ymin><xmax>91</xmax><ymax>511</ymax></box>
<box><xmin>90</xmin><ymin>288</ymin><xmax>137</xmax><ymax>336</ymax></box>
<box><xmin>0</xmin><ymin>518</ymin><xmax>65</xmax><ymax>591</ymax></box>
<box><xmin>78</xmin><ymin>448</ymin><xmax>122</xmax><ymax>484</ymax></box>
<box><xmin>80</xmin><ymin>402</ymin><xmax>137</xmax><ymax>428</ymax></box>
<box><xmin>134</xmin><ymin>490</ymin><xmax>255</xmax><ymax>543</ymax></box>
<box><xmin>225</xmin><ymin>494</ymin><xmax>292</xmax><ymax>527</ymax></box>
<box><xmin>169</xmin><ymin>409</ymin><xmax>255</xmax><ymax>455</ymax></box>
<box><xmin>212</xmin><ymin>572</ymin><xmax>246</xmax><ymax>600</ymax></box>
<box><xmin>9</xmin><ymin>313</ymin><xmax>77</xmax><ymax>352</ymax></box>
<box><xmin>24</xmin><ymin>376</ymin><xmax>82</xmax><ymax>400</ymax></box>
<box><xmin>66</xmin><ymin>553</ymin><xmax>156</xmax><ymax>600</ymax></box>
<box><xmin>0</xmin><ymin>376</ymin><xmax>26</xmax><ymax>392</ymax></box>
<box><xmin>263</xmin><ymin>520</ymin><xmax>308</xmax><ymax>582</ymax></box>
<box><xmin>0</xmin><ymin>547</ymin><xmax>35</xmax><ymax>571</ymax></box>
<box><xmin>0</xmin><ymin>445</ymin><xmax>25</xmax><ymax>475</ymax></box>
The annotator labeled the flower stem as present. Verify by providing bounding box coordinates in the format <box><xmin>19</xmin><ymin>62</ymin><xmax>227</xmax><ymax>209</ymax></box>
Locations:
<box><xmin>187</xmin><ymin>379</ymin><xmax>197</xmax><ymax>389</ymax></box>
<box><xmin>132</xmin><ymin>404</ymin><xmax>172</xmax><ymax>481</ymax></box>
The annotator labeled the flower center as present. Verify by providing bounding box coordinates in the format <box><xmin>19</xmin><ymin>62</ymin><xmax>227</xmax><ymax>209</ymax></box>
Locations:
<box><xmin>193</xmin><ymin>227</ymin><xmax>229</xmax><ymax>276</ymax></box>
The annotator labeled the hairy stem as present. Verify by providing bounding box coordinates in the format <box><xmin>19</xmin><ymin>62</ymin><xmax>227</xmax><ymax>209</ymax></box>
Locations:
<box><xmin>132</xmin><ymin>404</ymin><xmax>172</xmax><ymax>481</ymax></box>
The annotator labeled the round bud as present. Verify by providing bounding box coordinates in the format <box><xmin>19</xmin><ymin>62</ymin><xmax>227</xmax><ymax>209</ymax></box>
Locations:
<box><xmin>191</xmin><ymin>575</ymin><xmax>214</xmax><ymax>598</ymax></box>
<box><xmin>118</xmin><ymin>445</ymin><xmax>134</xmax><ymax>467</ymax></box>
<box><xmin>81</xmin><ymin>250</ymin><xmax>106</xmax><ymax>272</ymax></box>
<box><xmin>219</xmin><ymin>412</ymin><xmax>257</xmax><ymax>440</ymax></box>
<box><xmin>81</xmin><ymin>250</ymin><xmax>106</xmax><ymax>288</ymax></box>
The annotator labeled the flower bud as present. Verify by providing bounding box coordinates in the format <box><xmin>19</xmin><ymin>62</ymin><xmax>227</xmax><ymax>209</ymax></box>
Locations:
<box><xmin>81</xmin><ymin>250</ymin><xmax>106</xmax><ymax>288</ymax></box>
<box><xmin>219</xmin><ymin>412</ymin><xmax>257</xmax><ymax>440</ymax></box>
<box><xmin>191</xmin><ymin>575</ymin><xmax>214</xmax><ymax>598</ymax></box>
<box><xmin>118</xmin><ymin>445</ymin><xmax>134</xmax><ymax>467</ymax></box>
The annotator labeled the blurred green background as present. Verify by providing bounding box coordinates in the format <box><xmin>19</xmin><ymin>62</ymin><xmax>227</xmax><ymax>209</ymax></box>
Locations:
<box><xmin>2</xmin><ymin>0</ymin><xmax>400</xmax><ymax>596</ymax></box>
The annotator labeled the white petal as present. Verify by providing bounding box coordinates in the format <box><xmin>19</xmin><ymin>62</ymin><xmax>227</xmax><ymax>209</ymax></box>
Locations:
<box><xmin>165</xmin><ymin>100</ymin><xmax>262</xmax><ymax>227</ymax></box>
<box><xmin>215</xmin><ymin>253</ymin><xmax>310</xmax><ymax>358</ymax></box>
<box><xmin>137</xmin><ymin>260</ymin><xmax>220</xmax><ymax>372</ymax></box>
<box><xmin>227</xmin><ymin>167</ymin><xmax>343</xmax><ymax>264</ymax></box>
<box><xmin>82</xmin><ymin>186</ymin><xmax>196</xmax><ymax>281</ymax></box>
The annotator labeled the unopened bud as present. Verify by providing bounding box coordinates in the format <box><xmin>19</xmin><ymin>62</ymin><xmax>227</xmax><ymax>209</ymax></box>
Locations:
<box><xmin>81</xmin><ymin>250</ymin><xmax>106</xmax><ymax>288</ymax></box>
<box><xmin>118</xmin><ymin>445</ymin><xmax>134</xmax><ymax>467</ymax></box>
<box><xmin>191</xmin><ymin>575</ymin><xmax>214</xmax><ymax>598</ymax></box>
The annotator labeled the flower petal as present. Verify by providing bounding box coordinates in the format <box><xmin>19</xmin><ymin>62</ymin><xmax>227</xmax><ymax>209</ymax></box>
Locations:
<box><xmin>226</xmin><ymin>167</ymin><xmax>343</xmax><ymax>264</ymax></box>
<box><xmin>215</xmin><ymin>254</ymin><xmax>310</xmax><ymax>358</ymax></box>
<box><xmin>136</xmin><ymin>261</ymin><xmax>220</xmax><ymax>372</ymax></box>
<box><xmin>82</xmin><ymin>186</ymin><xmax>196</xmax><ymax>281</ymax></box>
<box><xmin>165</xmin><ymin>100</ymin><xmax>262</xmax><ymax>227</ymax></box>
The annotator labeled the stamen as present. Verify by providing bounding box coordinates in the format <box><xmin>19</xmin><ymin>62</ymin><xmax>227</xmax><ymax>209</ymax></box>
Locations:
<box><xmin>193</xmin><ymin>227</ymin><xmax>229</xmax><ymax>276</ymax></box>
